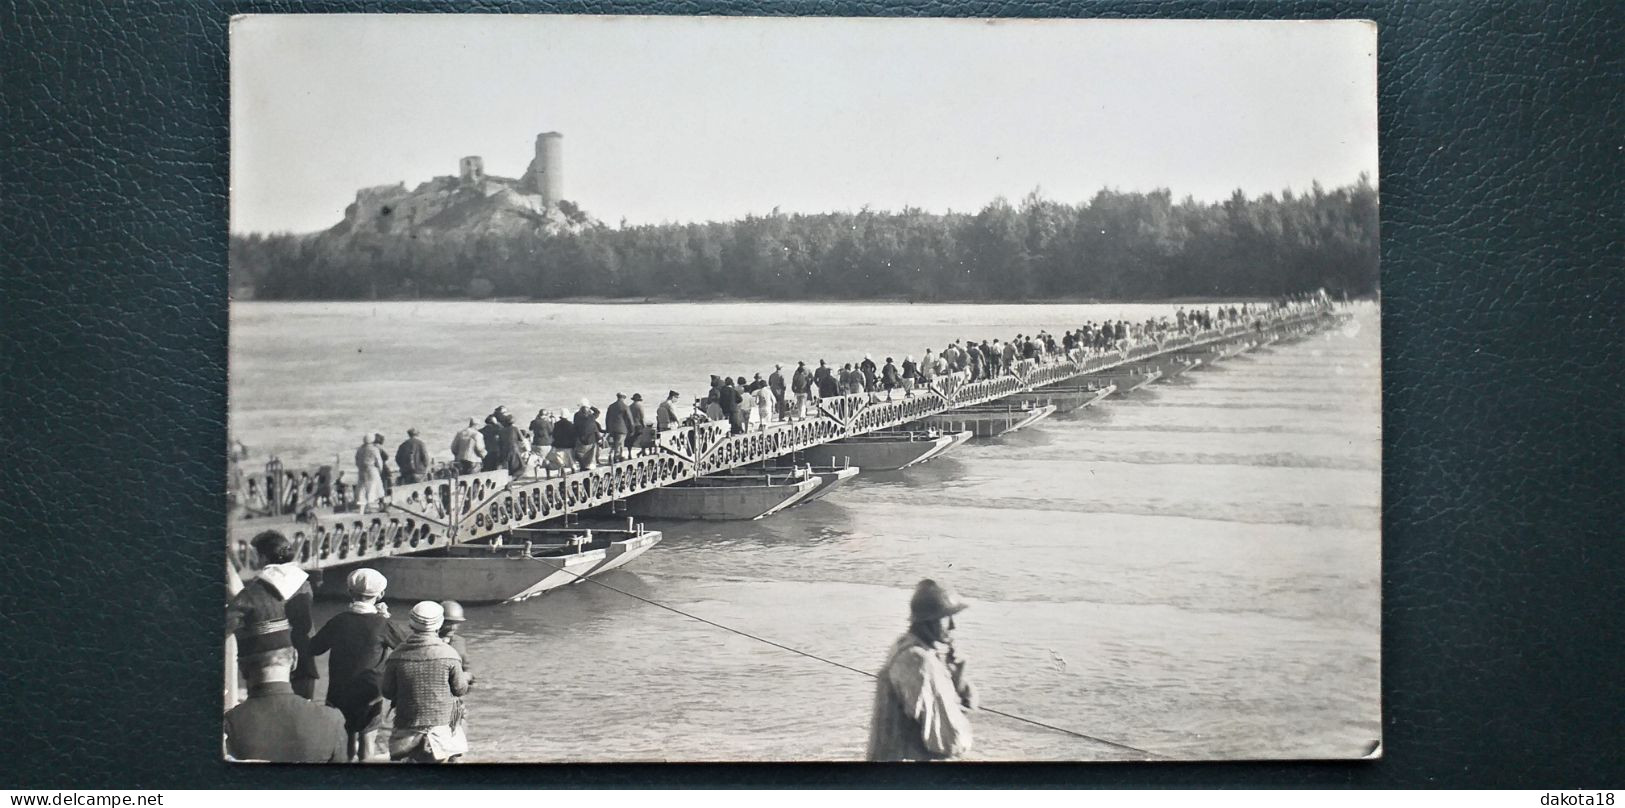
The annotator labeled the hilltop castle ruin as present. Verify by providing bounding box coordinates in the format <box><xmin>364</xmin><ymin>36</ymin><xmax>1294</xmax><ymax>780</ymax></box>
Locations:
<box><xmin>337</xmin><ymin>131</ymin><xmax>570</xmax><ymax>238</ymax></box>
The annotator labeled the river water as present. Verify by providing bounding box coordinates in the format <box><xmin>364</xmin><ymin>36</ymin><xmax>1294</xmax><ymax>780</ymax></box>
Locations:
<box><xmin>230</xmin><ymin>301</ymin><xmax>1381</xmax><ymax>762</ymax></box>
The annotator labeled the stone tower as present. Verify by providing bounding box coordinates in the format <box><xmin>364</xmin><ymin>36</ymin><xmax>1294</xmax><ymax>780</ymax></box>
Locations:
<box><xmin>459</xmin><ymin>156</ymin><xmax>484</xmax><ymax>184</ymax></box>
<box><xmin>527</xmin><ymin>132</ymin><xmax>563</xmax><ymax>208</ymax></box>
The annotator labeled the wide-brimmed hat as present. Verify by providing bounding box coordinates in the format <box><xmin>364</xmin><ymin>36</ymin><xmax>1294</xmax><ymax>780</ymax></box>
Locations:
<box><xmin>346</xmin><ymin>568</ymin><xmax>387</xmax><ymax>598</ymax></box>
<box><xmin>579</xmin><ymin>398</ymin><xmax>592</xmax><ymax>409</ymax></box>
<box><xmin>631</xmin><ymin>393</ymin><xmax>644</xmax><ymax>401</ymax></box>
<box><xmin>406</xmin><ymin>428</ymin><xmax>419</xmax><ymax>437</ymax></box>
<box><xmin>909</xmin><ymin>579</ymin><xmax>969</xmax><ymax>623</ymax></box>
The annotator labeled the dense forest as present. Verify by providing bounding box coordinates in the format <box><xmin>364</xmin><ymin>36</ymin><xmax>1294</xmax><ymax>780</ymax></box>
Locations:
<box><xmin>231</xmin><ymin>177</ymin><xmax>1377</xmax><ymax>302</ymax></box>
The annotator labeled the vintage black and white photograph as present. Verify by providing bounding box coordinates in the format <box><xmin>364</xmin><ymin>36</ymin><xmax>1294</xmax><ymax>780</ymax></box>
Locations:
<box><xmin>226</xmin><ymin>14</ymin><xmax>1380</xmax><ymax>764</ymax></box>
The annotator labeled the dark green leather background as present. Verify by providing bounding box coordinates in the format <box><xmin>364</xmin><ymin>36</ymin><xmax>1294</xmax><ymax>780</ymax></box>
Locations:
<box><xmin>2</xmin><ymin>0</ymin><xmax>1620</xmax><ymax>788</ymax></box>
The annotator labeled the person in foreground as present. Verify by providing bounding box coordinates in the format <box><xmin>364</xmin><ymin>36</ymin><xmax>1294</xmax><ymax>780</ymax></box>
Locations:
<box><xmin>381</xmin><ymin>601</ymin><xmax>472</xmax><ymax>763</ymax></box>
<box><xmin>226</xmin><ymin>531</ymin><xmax>318</xmax><ymax>699</ymax></box>
<box><xmin>223</xmin><ymin>629</ymin><xmax>347</xmax><ymax>762</ymax></box>
<box><xmin>309</xmin><ymin>568</ymin><xmax>404</xmax><ymax>761</ymax></box>
<box><xmin>866</xmin><ymin>579</ymin><xmax>978</xmax><ymax>762</ymax></box>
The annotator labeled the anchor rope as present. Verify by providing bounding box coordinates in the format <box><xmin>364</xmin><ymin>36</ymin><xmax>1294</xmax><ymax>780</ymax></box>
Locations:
<box><xmin>549</xmin><ymin>561</ymin><xmax>1167</xmax><ymax>759</ymax></box>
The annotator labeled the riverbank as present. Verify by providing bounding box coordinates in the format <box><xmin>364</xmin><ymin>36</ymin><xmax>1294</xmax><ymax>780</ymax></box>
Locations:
<box><xmin>235</xmin><ymin>293</ymin><xmax>1374</xmax><ymax>307</ymax></box>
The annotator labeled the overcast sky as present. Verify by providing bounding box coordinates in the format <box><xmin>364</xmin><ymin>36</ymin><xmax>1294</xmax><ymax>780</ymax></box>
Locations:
<box><xmin>231</xmin><ymin>15</ymin><xmax>1376</xmax><ymax>234</ymax></box>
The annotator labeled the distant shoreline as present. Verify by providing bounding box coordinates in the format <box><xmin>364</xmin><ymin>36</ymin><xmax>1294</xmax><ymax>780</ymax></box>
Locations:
<box><xmin>233</xmin><ymin>294</ymin><xmax>1377</xmax><ymax>306</ymax></box>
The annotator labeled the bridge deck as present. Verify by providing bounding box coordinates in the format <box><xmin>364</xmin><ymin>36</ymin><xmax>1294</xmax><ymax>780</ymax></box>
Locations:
<box><xmin>230</xmin><ymin>310</ymin><xmax>1341</xmax><ymax>573</ymax></box>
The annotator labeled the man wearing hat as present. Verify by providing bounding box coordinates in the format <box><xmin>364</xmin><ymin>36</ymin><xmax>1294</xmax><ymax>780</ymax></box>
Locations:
<box><xmin>627</xmin><ymin>393</ymin><xmax>652</xmax><ymax>456</ymax></box>
<box><xmin>768</xmin><ymin>363</ymin><xmax>788</xmax><ymax>420</ymax></box>
<box><xmin>656</xmin><ymin>390</ymin><xmax>683</xmax><ymax>432</ymax></box>
<box><xmin>227</xmin><ymin>531</ymin><xmax>319</xmax><ymax>699</ymax></box>
<box><xmin>309</xmin><ymin>568</ymin><xmax>406</xmax><ymax>761</ymax></box>
<box><xmin>381</xmin><ymin>602</ymin><xmax>472</xmax><ymax>763</ymax></box>
<box><xmin>860</xmin><ymin>353</ymin><xmax>878</xmax><ymax>395</ymax></box>
<box><xmin>495</xmin><ymin>409</ymin><xmax>526</xmax><ymax>476</ymax></box>
<box><xmin>790</xmin><ymin>361</ymin><xmax>811</xmax><ymax>420</ymax></box>
<box><xmin>479</xmin><ymin>408</ymin><xmax>507</xmax><ymax>472</ymax></box>
<box><xmin>866</xmin><ymin>579</ymin><xmax>978</xmax><ymax>762</ymax></box>
<box><xmin>604</xmin><ymin>393</ymin><xmax>633</xmax><ymax>463</ymax></box>
<box><xmin>224</xmin><ymin>636</ymin><xmax>348</xmax><ymax>762</ymax></box>
<box><xmin>528</xmin><ymin>409</ymin><xmax>554</xmax><ymax>453</ymax></box>
<box><xmin>395</xmin><ymin>429</ymin><xmax>429</xmax><ymax>485</ymax></box>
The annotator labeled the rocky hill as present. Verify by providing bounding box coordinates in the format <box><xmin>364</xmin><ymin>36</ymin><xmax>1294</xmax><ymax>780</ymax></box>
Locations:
<box><xmin>325</xmin><ymin>173</ymin><xmax>586</xmax><ymax>242</ymax></box>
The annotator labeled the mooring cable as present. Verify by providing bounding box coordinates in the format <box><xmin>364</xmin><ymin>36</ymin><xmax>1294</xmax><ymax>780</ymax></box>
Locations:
<box><xmin>550</xmin><ymin>562</ymin><xmax>1167</xmax><ymax>759</ymax></box>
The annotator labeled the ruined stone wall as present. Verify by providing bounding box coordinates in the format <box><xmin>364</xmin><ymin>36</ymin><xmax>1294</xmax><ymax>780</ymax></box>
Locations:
<box><xmin>348</xmin><ymin>183</ymin><xmax>409</xmax><ymax>234</ymax></box>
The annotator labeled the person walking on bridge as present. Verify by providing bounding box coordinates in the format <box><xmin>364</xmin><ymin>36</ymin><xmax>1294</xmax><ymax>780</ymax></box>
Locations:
<box><xmin>395</xmin><ymin>429</ymin><xmax>428</xmax><ymax>485</ymax></box>
<box><xmin>840</xmin><ymin>363</ymin><xmax>862</xmax><ymax>396</ymax></box>
<box><xmin>451</xmin><ymin>419</ymin><xmax>484</xmax><ymax>476</ymax></box>
<box><xmin>813</xmin><ymin>360</ymin><xmax>835</xmax><ymax>399</ymax></box>
<box><xmin>528</xmin><ymin>410</ymin><xmax>553</xmax><ymax>453</ymax></box>
<box><xmin>860</xmin><ymin>354</ymin><xmax>878</xmax><ymax>393</ymax></box>
<box><xmin>791</xmin><ymin>362</ymin><xmax>811</xmax><ymax>420</ymax></box>
<box><xmin>657</xmin><ymin>390</ymin><xmax>683</xmax><ymax>432</ymax></box>
<box><xmin>605</xmin><ymin>393</ymin><xmax>633</xmax><ymax>463</ymax></box>
<box><xmin>496</xmin><ymin>411</ymin><xmax>526</xmax><ymax>476</ymax></box>
<box><xmin>715</xmin><ymin>375</ymin><xmax>745</xmax><ymax>435</ymax></box>
<box><xmin>354</xmin><ymin>436</ymin><xmax>386</xmax><ymax>513</ymax></box>
<box><xmin>867</xmin><ymin>579</ymin><xmax>977</xmax><ymax>762</ymax></box>
<box><xmin>628</xmin><ymin>393</ymin><xmax>652</xmax><ymax>456</ymax></box>
<box><xmin>546</xmin><ymin>410</ymin><xmax>577</xmax><ymax>474</ymax></box>
<box><xmin>572</xmin><ymin>400</ymin><xmax>602</xmax><ymax>470</ymax></box>
<box><xmin>753</xmin><ymin>382</ymin><xmax>775</xmax><ymax>430</ymax></box>
<box><xmin>769</xmin><ymin>363</ymin><xmax>788</xmax><ymax>420</ymax></box>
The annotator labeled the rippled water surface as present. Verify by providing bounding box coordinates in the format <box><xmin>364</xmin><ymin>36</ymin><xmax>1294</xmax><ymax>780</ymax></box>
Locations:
<box><xmin>232</xmin><ymin>301</ymin><xmax>1381</xmax><ymax>762</ymax></box>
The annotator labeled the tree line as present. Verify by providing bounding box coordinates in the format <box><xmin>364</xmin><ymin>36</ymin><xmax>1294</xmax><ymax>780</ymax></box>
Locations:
<box><xmin>230</xmin><ymin>177</ymin><xmax>1377</xmax><ymax>302</ymax></box>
